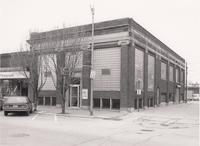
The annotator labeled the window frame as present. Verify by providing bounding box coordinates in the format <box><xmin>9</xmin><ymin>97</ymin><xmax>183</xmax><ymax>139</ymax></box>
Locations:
<box><xmin>161</xmin><ymin>61</ymin><xmax>167</xmax><ymax>80</ymax></box>
<box><xmin>169</xmin><ymin>65</ymin><xmax>174</xmax><ymax>82</ymax></box>
<box><xmin>147</xmin><ymin>53</ymin><xmax>155</xmax><ymax>91</ymax></box>
<box><xmin>135</xmin><ymin>47</ymin><xmax>144</xmax><ymax>91</ymax></box>
<box><xmin>176</xmin><ymin>68</ymin><xmax>180</xmax><ymax>83</ymax></box>
<box><xmin>101</xmin><ymin>68</ymin><xmax>111</xmax><ymax>76</ymax></box>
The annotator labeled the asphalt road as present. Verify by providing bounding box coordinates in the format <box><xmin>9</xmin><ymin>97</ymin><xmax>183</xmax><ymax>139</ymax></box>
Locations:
<box><xmin>0</xmin><ymin>102</ymin><xmax>199</xmax><ymax>146</ymax></box>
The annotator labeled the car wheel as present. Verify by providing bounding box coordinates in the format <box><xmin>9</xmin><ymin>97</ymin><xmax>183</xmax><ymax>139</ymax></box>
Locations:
<box><xmin>4</xmin><ymin>111</ymin><xmax>8</xmax><ymax>116</ymax></box>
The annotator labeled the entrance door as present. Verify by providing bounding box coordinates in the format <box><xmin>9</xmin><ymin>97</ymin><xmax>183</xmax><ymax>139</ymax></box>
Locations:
<box><xmin>70</xmin><ymin>85</ymin><xmax>80</xmax><ymax>107</ymax></box>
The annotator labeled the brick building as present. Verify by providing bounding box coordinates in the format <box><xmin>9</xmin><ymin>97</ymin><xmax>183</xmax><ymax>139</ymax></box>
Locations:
<box><xmin>0</xmin><ymin>18</ymin><xmax>186</xmax><ymax>110</ymax></box>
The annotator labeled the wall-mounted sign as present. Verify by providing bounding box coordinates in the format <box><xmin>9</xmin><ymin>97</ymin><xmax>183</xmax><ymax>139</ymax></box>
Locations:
<box><xmin>82</xmin><ymin>89</ymin><xmax>88</xmax><ymax>99</ymax></box>
<box><xmin>90</xmin><ymin>70</ymin><xmax>96</xmax><ymax>79</ymax></box>
<box><xmin>0</xmin><ymin>71</ymin><xmax>30</xmax><ymax>79</ymax></box>
<box><xmin>136</xmin><ymin>89</ymin><xmax>142</xmax><ymax>95</ymax></box>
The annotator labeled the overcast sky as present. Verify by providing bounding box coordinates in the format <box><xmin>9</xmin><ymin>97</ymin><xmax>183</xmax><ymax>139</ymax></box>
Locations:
<box><xmin>0</xmin><ymin>0</ymin><xmax>199</xmax><ymax>83</ymax></box>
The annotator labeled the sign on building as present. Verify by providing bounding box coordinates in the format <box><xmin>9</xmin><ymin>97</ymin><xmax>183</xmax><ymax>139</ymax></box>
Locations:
<box><xmin>90</xmin><ymin>70</ymin><xmax>96</xmax><ymax>79</ymax></box>
<box><xmin>136</xmin><ymin>89</ymin><xmax>142</xmax><ymax>95</ymax></box>
<box><xmin>82</xmin><ymin>89</ymin><xmax>88</xmax><ymax>99</ymax></box>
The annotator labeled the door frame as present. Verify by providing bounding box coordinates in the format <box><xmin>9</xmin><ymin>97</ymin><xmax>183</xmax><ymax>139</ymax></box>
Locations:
<box><xmin>69</xmin><ymin>84</ymin><xmax>80</xmax><ymax>107</ymax></box>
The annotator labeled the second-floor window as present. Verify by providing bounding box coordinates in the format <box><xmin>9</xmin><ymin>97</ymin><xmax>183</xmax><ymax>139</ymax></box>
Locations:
<box><xmin>169</xmin><ymin>65</ymin><xmax>174</xmax><ymax>82</ymax></box>
<box><xmin>161</xmin><ymin>61</ymin><xmax>167</xmax><ymax>80</ymax></box>
<box><xmin>176</xmin><ymin>68</ymin><xmax>180</xmax><ymax>83</ymax></box>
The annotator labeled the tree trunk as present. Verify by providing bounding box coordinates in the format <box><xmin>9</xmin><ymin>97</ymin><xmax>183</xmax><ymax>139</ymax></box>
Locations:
<box><xmin>33</xmin><ymin>88</ymin><xmax>38</xmax><ymax>111</ymax></box>
<box><xmin>61</xmin><ymin>96</ymin><xmax>65</xmax><ymax>114</ymax></box>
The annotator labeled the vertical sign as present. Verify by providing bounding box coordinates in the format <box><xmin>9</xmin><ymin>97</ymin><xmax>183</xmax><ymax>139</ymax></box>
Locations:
<box><xmin>82</xmin><ymin>89</ymin><xmax>88</xmax><ymax>99</ymax></box>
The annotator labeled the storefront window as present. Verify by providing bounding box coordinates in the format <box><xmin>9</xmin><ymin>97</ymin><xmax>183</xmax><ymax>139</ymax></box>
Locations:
<box><xmin>135</xmin><ymin>48</ymin><xmax>144</xmax><ymax>90</ymax></box>
<box><xmin>180</xmin><ymin>70</ymin><xmax>184</xmax><ymax>83</ymax></box>
<box><xmin>169</xmin><ymin>65</ymin><xmax>174</xmax><ymax>82</ymax></box>
<box><xmin>148</xmin><ymin>54</ymin><xmax>155</xmax><ymax>91</ymax></box>
<box><xmin>161</xmin><ymin>62</ymin><xmax>167</xmax><ymax>80</ymax></box>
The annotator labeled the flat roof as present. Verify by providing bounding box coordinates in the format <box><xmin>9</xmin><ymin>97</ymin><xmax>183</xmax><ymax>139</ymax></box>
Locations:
<box><xmin>28</xmin><ymin>17</ymin><xmax>185</xmax><ymax>63</ymax></box>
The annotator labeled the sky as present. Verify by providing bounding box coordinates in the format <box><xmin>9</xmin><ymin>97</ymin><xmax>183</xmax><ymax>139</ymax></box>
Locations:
<box><xmin>0</xmin><ymin>0</ymin><xmax>199</xmax><ymax>83</ymax></box>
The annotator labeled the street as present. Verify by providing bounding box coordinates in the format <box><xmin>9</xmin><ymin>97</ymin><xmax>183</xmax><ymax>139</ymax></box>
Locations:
<box><xmin>0</xmin><ymin>102</ymin><xmax>199</xmax><ymax>146</ymax></box>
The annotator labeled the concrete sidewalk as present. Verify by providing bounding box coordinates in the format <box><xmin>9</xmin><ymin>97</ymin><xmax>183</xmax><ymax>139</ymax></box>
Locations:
<box><xmin>36</xmin><ymin>106</ymin><xmax>129</xmax><ymax>120</ymax></box>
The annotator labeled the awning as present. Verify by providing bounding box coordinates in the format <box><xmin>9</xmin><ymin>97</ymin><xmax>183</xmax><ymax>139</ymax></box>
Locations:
<box><xmin>0</xmin><ymin>71</ymin><xmax>30</xmax><ymax>79</ymax></box>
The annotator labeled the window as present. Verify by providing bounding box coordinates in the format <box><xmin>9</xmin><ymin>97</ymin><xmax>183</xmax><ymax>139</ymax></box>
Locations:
<box><xmin>45</xmin><ymin>97</ymin><xmax>50</xmax><ymax>105</ymax></box>
<box><xmin>93</xmin><ymin>98</ymin><xmax>100</xmax><ymax>108</ymax></box>
<box><xmin>161</xmin><ymin>62</ymin><xmax>167</xmax><ymax>80</ymax></box>
<box><xmin>135</xmin><ymin>48</ymin><xmax>144</xmax><ymax>90</ymax></box>
<box><xmin>101</xmin><ymin>69</ymin><xmax>111</xmax><ymax>75</ymax></box>
<box><xmin>176</xmin><ymin>68</ymin><xmax>180</xmax><ymax>83</ymax></box>
<box><xmin>102</xmin><ymin>98</ymin><xmax>110</xmax><ymax>108</ymax></box>
<box><xmin>38</xmin><ymin>97</ymin><xmax>44</xmax><ymax>105</ymax></box>
<box><xmin>161</xmin><ymin>93</ymin><xmax>167</xmax><ymax>103</ymax></box>
<box><xmin>180</xmin><ymin>70</ymin><xmax>184</xmax><ymax>83</ymax></box>
<box><xmin>148</xmin><ymin>55</ymin><xmax>155</xmax><ymax>91</ymax></box>
<box><xmin>169</xmin><ymin>66</ymin><xmax>174</xmax><ymax>82</ymax></box>
<box><xmin>52</xmin><ymin>97</ymin><xmax>56</xmax><ymax>106</ymax></box>
<box><xmin>112</xmin><ymin>99</ymin><xmax>120</xmax><ymax>109</ymax></box>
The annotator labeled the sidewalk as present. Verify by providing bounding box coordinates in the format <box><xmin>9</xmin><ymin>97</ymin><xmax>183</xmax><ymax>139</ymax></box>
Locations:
<box><xmin>36</xmin><ymin>106</ymin><xmax>129</xmax><ymax>120</ymax></box>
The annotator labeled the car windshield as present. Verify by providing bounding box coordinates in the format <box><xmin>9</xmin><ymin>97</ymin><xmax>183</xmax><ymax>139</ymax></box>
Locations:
<box><xmin>4</xmin><ymin>96</ymin><xmax>28</xmax><ymax>103</ymax></box>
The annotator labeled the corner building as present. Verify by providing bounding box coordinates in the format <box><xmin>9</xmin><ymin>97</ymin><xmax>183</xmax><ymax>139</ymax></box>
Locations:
<box><xmin>28</xmin><ymin>18</ymin><xmax>186</xmax><ymax>110</ymax></box>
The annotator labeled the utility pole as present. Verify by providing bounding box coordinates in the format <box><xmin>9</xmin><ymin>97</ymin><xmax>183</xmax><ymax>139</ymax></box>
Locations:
<box><xmin>90</xmin><ymin>5</ymin><xmax>95</xmax><ymax>116</ymax></box>
<box><xmin>186</xmin><ymin>62</ymin><xmax>188</xmax><ymax>103</ymax></box>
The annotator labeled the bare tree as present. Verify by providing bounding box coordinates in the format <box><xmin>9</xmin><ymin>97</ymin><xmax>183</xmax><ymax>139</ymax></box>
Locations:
<box><xmin>45</xmin><ymin>27</ymin><xmax>85</xmax><ymax>114</ymax></box>
<box><xmin>11</xmin><ymin>45</ymin><xmax>48</xmax><ymax>111</ymax></box>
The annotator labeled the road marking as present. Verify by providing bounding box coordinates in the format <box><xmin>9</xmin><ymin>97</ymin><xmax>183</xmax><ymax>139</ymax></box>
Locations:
<box><xmin>31</xmin><ymin>111</ymin><xmax>45</xmax><ymax>120</ymax></box>
<box><xmin>54</xmin><ymin>114</ymin><xmax>57</xmax><ymax>123</ymax></box>
<box><xmin>31</xmin><ymin>114</ymin><xmax>39</xmax><ymax>120</ymax></box>
<box><xmin>37</xmin><ymin>111</ymin><xmax>45</xmax><ymax>114</ymax></box>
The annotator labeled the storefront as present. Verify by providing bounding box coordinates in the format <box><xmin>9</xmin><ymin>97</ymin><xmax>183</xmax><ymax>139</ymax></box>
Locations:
<box><xmin>0</xmin><ymin>70</ymin><xmax>29</xmax><ymax>98</ymax></box>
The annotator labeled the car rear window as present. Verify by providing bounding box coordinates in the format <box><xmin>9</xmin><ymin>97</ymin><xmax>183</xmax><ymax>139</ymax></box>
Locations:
<box><xmin>4</xmin><ymin>97</ymin><xmax>28</xmax><ymax>103</ymax></box>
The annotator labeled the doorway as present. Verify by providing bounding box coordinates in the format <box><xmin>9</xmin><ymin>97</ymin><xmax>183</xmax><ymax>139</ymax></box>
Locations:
<box><xmin>69</xmin><ymin>85</ymin><xmax>80</xmax><ymax>107</ymax></box>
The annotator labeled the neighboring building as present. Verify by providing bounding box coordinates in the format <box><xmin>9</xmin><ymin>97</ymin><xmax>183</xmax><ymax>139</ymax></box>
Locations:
<box><xmin>187</xmin><ymin>83</ymin><xmax>200</xmax><ymax>99</ymax></box>
<box><xmin>0</xmin><ymin>53</ymin><xmax>30</xmax><ymax>99</ymax></box>
<box><xmin>1</xmin><ymin>18</ymin><xmax>186</xmax><ymax>110</ymax></box>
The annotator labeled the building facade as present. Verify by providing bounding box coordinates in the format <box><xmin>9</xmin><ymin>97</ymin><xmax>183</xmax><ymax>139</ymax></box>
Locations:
<box><xmin>1</xmin><ymin>18</ymin><xmax>186</xmax><ymax>110</ymax></box>
<box><xmin>0</xmin><ymin>53</ymin><xmax>29</xmax><ymax>99</ymax></box>
<box><xmin>187</xmin><ymin>83</ymin><xmax>199</xmax><ymax>100</ymax></box>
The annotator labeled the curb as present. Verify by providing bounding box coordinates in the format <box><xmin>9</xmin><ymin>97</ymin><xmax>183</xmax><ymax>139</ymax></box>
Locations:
<box><xmin>34</xmin><ymin>111</ymin><xmax>125</xmax><ymax>121</ymax></box>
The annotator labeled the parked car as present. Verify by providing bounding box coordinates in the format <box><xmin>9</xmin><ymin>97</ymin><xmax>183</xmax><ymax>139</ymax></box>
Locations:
<box><xmin>193</xmin><ymin>94</ymin><xmax>200</xmax><ymax>101</ymax></box>
<box><xmin>3</xmin><ymin>96</ymin><xmax>33</xmax><ymax>116</ymax></box>
<box><xmin>187</xmin><ymin>94</ymin><xmax>200</xmax><ymax>101</ymax></box>
<box><xmin>0</xmin><ymin>98</ymin><xmax>3</xmax><ymax>110</ymax></box>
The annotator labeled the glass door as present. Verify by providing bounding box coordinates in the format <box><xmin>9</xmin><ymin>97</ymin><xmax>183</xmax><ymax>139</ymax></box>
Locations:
<box><xmin>70</xmin><ymin>85</ymin><xmax>80</xmax><ymax>107</ymax></box>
